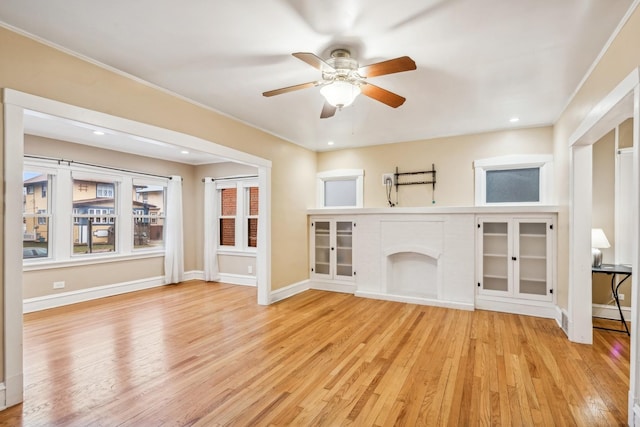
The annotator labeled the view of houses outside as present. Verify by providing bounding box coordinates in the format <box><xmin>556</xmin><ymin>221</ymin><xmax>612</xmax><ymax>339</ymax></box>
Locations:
<box><xmin>23</xmin><ymin>171</ymin><xmax>165</xmax><ymax>259</ymax></box>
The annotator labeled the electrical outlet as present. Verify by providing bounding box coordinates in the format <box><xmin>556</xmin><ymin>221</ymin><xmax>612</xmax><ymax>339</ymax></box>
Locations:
<box><xmin>53</xmin><ymin>281</ymin><xmax>65</xmax><ymax>289</ymax></box>
<box><xmin>382</xmin><ymin>173</ymin><xmax>394</xmax><ymax>186</ymax></box>
<box><xmin>619</xmin><ymin>293</ymin><xmax>625</xmax><ymax>301</ymax></box>
<box><xmin>248</xmin><ymin>265</ymin><xmax>253</xmax><ymax>274</ymax></box>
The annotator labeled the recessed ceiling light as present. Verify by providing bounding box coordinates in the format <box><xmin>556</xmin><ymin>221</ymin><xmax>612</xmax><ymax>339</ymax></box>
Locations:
<box><xmin>327</xmin><ymin>141</ymin><xmax>335</xmax><ymax>146</ymax></box>
<box><xmin>93</xmin><ymin>130</ymin><xmax>105</xmax><ymax>135</ymax></box>
<box><xmin>509</xmin><ymin>117</ymin><xmax>520</xmax><ymax>123</ymax></box>
<box><xmin>181</xmin><ymin>150</ymin><xmax>189</xmax><ymax>154</ymax></box>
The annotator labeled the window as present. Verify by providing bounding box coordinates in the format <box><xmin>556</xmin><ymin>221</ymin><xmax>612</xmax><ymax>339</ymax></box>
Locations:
<box><xmin>219</xmin><ymin>187</ymin><xmax>237</xmax><ymax>247</ymax></box>
<box><xmin>73</xmin><ymin>177</ymin><xmax>117</xmax><ymax>254</ymax></box>
<box><xmin>474</xmin><ymin>155</ymin><xmax>553</xmax><ymax>206</ymax></box>
<box><xmin>316</xmin><ymin>169</ymin><xmax>364</xmax><ymax>208</ymax></box>
<box><xmin>97</xmin><ymin>183</ymin><xmax>114</xmax><ymax>198</ymax></box>
<box><xmin>247</xmin><ymin>187</ymin><xmax>259</xmax><ymax>248</ymax></box>
<box><xmin>24</xmin><ymin>159</ymin><xmax>170</xmax><ymax>265</ymax></box>
<box><xmin>217</xmin><ymin>180</ymin><xmax>258</xmax><ymax>251</ymax></box>
<box><xmin>132</xmin><ymin>182</ymin><xmax>166</xmax><ymax>250</ymax></box>
<box><xmin>23</xmin><ymin>170</ymin><xmax>51</xmax><ymax>260</ymax></box>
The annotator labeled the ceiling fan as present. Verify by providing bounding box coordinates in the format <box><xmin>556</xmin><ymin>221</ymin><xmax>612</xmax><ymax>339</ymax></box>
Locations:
<box><xmin>262</xmin><ymin>49</ymin><xmax>417</xmax><ymax>119</ymax></box>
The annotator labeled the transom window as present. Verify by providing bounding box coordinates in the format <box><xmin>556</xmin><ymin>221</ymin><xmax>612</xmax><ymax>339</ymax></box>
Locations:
<box><xmin>316</xmin><ymin>169</ymin><xmax>364</xmax><ymax>208</ymax></box>
<box><xmin>474</xmin><ymin>155</ymin><xmax>553</xmax><ymax>206</ymax></box>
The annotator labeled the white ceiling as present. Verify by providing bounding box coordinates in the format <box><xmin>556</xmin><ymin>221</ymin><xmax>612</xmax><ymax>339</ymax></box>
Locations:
<box><xmin>0</xmin><ymin>0</ymin><xmax>634</xmax><ymax>154</ymax></box>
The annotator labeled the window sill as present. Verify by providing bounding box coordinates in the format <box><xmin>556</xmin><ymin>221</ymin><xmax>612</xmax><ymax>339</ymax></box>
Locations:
<box><xmin>23</xmin><ymin>250</ymin><xmax>165</xmax><ymax>271</ymax></box>
<box><xmin>217</xmin><ymin>249</ymin><xmax>257</xmax><ymax>258</ymax></box>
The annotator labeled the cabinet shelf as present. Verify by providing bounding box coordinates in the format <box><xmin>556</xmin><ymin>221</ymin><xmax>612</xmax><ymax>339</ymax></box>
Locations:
<box><xmin>484</xmin><ymin>233</ymin><xmax>508</xmax><ymax>237</ymax></box>
<box><xmin>484</xmin><ymin>253</ymin><xmax>507</xmax><ymax>258</ymax></box>
<box><xmin>519</xmin><ymin>255</ymin><xmax>545</xmax><ymax>260</ymax></box>
<box><xmin>483</xmin><ymin>274</ymin><xmax>508</xmax><ymax>280</ymax></box>
<box><xmin>520</xmin><ymin>234</ymin><xmax>545</xmax><ymax>238</ymax></box>
<box><xmin>520</xmin><ymin>276</ymin><xmax>545</xmax><ymax>283</ymax></box>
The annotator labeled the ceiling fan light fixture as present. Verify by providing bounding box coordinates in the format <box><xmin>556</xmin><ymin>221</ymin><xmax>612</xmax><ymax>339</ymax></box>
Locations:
<box><xmin>320</xmin><ymin>81</ymin><xmax>361</xmax><ymax>108</ymax></box>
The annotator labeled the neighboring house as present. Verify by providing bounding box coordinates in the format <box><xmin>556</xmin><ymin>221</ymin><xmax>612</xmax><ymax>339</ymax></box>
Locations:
<box><xmin>22</xmin><ymin>174</ymin><xmax>49</xmax><ymax>244</ymax></box>
<box><xmin>23</xmin><ymin>177</ymin><xmax>162</xmax><ymax>253</ymax></box>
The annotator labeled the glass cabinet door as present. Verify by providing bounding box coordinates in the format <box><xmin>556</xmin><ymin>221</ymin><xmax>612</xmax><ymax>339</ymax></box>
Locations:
<box><xmin>516</xmin><ymin>221</ymin><xmax>549</xmax><ymax>298</ymax></box>
<box><xmin>481</xmin><ymin>221</ymin><xmax>509</xmax><ymax>293</ymax></box>
<box><xmin>314</xmin><ymin>221</ymin><xmax>331</xmax><ymax>275</ymax></box>
<box><xmin>335</xmin><ymin>221</ymin><xmax>353</xmax><ymax>278</ymax></box>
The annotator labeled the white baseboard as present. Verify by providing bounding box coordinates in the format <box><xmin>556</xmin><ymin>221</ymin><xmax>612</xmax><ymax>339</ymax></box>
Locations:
<box><xmin>593</xmin><ymin>303</ymin><xmax>631</xmax><ymax>321</ymax></box>
<box><xmin>182</xmin><ymin>270</ymin><xmax>256</xmax><ymax>287</ymax></box>
<box><xmin>475</xmin><ymin>298</ymin><xmax>559</xmax><ymax>319</ymax></box>
<box><xmin>23</xmin><ymin>276</ymin><xmax>166</xmax><ymax>313</ymax></box>
<box><xmin>4</xmin><ymin>374</ymin><xmax>22</xmax><ymax>408</ymax></box>
<box><xmin>183</xmin><ymin>270</ymin><xmax>204</xmax><ymax>281</ymax></box>
<box><xmin>356</xmin><ymin>290</ymin><xmax>474</xmax><ymax>311</ymax></box>
<box><xmin>270</xmin><ymin>280</ymin><xmax>310</xmax><ymax>303</ymax></box>
<box><xmin>310</xmin><ymin>281</ymin><xmax>357</xmax><ymax>294</ymax></box>
<box><xmin>0</xmin><ymin>382</ymin><xmax>5</xmax><ymax>411</ymax></box>
<box><xmin>219</xmin><ymin>273</ymin><xmax>256</xmax><ymax>287</ymax></box>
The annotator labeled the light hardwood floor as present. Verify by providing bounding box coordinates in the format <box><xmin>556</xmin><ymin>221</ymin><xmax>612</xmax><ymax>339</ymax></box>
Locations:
<box><xmin>0</xmin><ymin>281</ymin><xmax>630</xmax><ymax>426</ymax></box>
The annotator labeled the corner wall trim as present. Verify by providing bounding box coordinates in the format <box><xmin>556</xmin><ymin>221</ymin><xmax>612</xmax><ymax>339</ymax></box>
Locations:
<box><xmin>270</xmin><ymin>280</ymin><xmax>310</xmax><ymax>303</ymax></box>
<box><xmin>23</xmin><ymin>276</ymin><xmax>166</xmax><ymax>313</ymax></box>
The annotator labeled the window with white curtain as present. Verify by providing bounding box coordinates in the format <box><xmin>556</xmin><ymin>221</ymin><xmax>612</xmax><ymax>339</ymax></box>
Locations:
<box><xmin>23</xmin><ymin>158</ymin><xmax>169</xmax><ymax>265</ymax></box>
<box><xmin>217</xmin><ymin>179</ymin><xmax>258</xmax><ymax>252</ymax></box>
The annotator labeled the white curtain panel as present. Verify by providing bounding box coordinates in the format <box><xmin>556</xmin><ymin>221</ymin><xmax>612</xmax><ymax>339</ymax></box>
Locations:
<box><xmin>203</xmin><ymin>178</ymin><xmax>220</xmax><ymax>281</ymax></box>
<box><xmin>164</xmin><ymin>176</ymin><xmax>184</xmax><ymax>284</ymax></box>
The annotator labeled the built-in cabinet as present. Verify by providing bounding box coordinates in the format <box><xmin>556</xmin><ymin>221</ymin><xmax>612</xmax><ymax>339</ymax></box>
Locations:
<box><xmin>307</xmin><ymin>208</ymin><xmax>558</xmax><ymax>319</ymax></box>
<box><xmin>310</xmin><ymin>218</ymin><xmax>355</xmax><ymax>282</ymax></box>
<box><xmin>477</xmin><ymin>216</ymin><xmax>554</xmax><ymax>302</ymax></box>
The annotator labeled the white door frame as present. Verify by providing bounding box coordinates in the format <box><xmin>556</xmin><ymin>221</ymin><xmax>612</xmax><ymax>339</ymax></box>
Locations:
<box><xmin>567</xmin><ymin>69</ymin><xmax>639</xmax><ymax>425</ymax></box>
<box><xmin>2</xmin><ymin>89</ymin><xmax>273</xmax><ymax>409</ymax></box>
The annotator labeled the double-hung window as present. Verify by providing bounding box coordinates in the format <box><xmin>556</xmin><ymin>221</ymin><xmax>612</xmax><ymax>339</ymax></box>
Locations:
<box><xmin>72</xmin><ymin>176</ymin><xmax>117</xmax><ymax>254</ymax></box>
<box><xmin>217</xmin><ymin>179</ymin><xmax>259</xmax><ymax>251</ymax></box>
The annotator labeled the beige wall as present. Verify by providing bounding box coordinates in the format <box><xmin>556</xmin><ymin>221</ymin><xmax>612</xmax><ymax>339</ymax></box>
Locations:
<box><xmin>318</xmin><ymin>127</ymin><xmax>553</xmax><ymax>207</ymax></box>
<box><xmin>554</xmin><ymin>6</ymin><xmax>640</xmax><ymax>310</ymax></box>
<box><xmin>591</xmin><ymin>131</ymin><xmax>619</xmax><ymax>304</ymax></box>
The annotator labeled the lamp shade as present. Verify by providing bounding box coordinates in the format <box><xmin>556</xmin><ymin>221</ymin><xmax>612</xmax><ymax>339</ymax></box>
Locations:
<box><xmin>591</xmin><ymin>228</ymin><xmax>610</xmax><ymax>249</ymax></box>
<box><xmin>320</xmin><ymin>81</ymin><xmax>361</xmax><ymax>108</ymax></box>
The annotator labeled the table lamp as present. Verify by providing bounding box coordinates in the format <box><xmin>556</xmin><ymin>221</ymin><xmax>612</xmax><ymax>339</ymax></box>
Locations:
<box><xmin>591</xmin><ymin>228</ymin><xmax>610</xmax><ymax>268</ymax></box>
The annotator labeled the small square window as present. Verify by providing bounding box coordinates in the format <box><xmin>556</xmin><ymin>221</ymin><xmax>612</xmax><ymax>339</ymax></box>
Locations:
<box><xmin>317</xmin><ymin>169</ymin><xmax>364</xmax><ymax>208</ymax></box>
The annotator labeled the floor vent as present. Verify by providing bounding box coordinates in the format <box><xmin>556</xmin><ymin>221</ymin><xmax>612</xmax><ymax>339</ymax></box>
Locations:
<box><xmin>561</xmin><ymin>311</ymin><xmax>569</xmax><ymax>335</ymax></box>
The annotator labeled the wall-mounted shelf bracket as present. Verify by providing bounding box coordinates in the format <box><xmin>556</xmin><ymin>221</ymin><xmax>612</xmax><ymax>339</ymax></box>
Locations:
<box><xmin>394</xmin><ymin>164</ymin><xmax>437</xmax><ymax>193</ymax></box>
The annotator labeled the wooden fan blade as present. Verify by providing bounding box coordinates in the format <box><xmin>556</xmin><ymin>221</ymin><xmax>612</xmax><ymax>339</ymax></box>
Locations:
<box><xmin>292</xmin><ymin>52</ymin><xmax>335</xmax><ymax>71</ymax></box>
<box><xmin>262</xmin><ymin>81</ymin><xmax>317</xmax><ymax>97</ymax></box>
<box><xmin>320</xmin><ymin>102</ymin><xmax>337</xmax><ymax>119</ymax></box>
<box><xmin>360</xmin><ymin>83</ymin><xmax>406</xmax><ymax>108</ymax></box>
<box><xmin>358</xmin><ymin>56</ymin><xmax>416</xmax><ymax>78</ymax></box>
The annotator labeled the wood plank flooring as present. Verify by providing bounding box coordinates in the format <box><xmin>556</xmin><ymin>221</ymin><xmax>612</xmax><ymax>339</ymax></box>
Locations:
<box><xmin>0</xmin><ymin>281</ymin><xmax>630</xmax><ymax>426</ymax></box>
